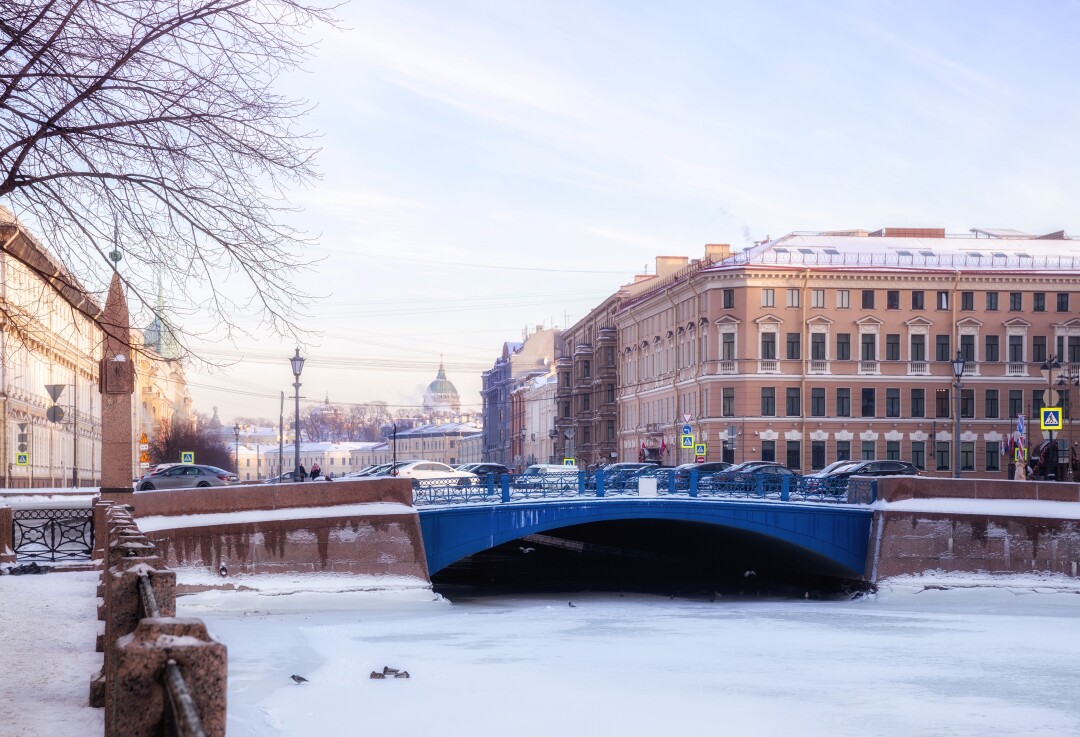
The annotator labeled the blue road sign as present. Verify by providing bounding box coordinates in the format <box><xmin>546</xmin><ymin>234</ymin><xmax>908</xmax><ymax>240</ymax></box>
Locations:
<box><xmin>681</xmin><ymin>424</ymin><xmax>692</xmax><ymax>436</ymax></box>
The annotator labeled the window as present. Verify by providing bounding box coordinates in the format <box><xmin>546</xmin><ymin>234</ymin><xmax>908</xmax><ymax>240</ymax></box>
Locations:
<box><xmin>562</xmin><ymin>401</ymin><xmax>571</xmax><ymax>418</ymax></box>
<box><xmin>583</xmin><ymin>427</ymin><xmax>591</xmax><ymax>446</ymax></box>
<box><xmin>722</xmin><ymin>333</ymin><xmax>735</xmax><ymax>360</ymax></box>
<box><xmin>836</xmin><ymin>440</ymin><xmax>851</xmax><ymax>462</ymax></box>
<box><xmin>761</xmin><ymin>289</ymin><xmax>775</xmax><ymax>307</ymax></box>
<box><xmin>1009</xmin><ymin>292</ymin><xmax>1022</xmax><ymax>311</ymax></box>
<box><xmin>811</xmin><ymin>388</ymin><xmax>826</xmax><ymax>417</ymax></box>
<box><xmin>722</xmin><ymin>388</ymin><xmax>735</xmax><ymax>417</ymax></box>
<box><xmin>911</xmin><ymin>388</ymin><xmax>925</xmax><ymax>418</ymax></box>
<box><xmin>937</xmin><ymin>291</ymin><xmax>949</xmax><ymax>310</ymax></box>
<box><xmin>582</xmin><ymin>394</ymin><xmax>590</xmax><ymax>412</ymax></box>
<box><xmin>811</xmin><ymin>441</ymin><xmax>826</xmax><ymax>470</ymax></box>
<box><xmin>836</xmin><ymin>388</ymin><xmax>851</xmax><ymax>417</ymax></box>
<box><xmin>837</xmin><ymin>333</ymin><xmax>851</xmax><ymax>361</ymax></box>
<box><xmin>762</xmin><ymin>440</ymin><xmax>775</xmax><ymax>462</ymax></box>
<box><xmin>886</xmin><ymin>334</ymin><xmax>900</xmax><ymax>361</ymax></box>
<box><xmin>861</xmin><ymin>290</ymin><xmax>875</xmax><ymax>309</ymax></box>
<box><xmin>935</xmin><ymin>335</ymin><xmax>951</xmax><ymax>362</ymax></box>
<box><xmin>861</xmin><ymin>334</ymin><xmax>876</xmax><ymax>361</ymax></box>
<box><xmin>786</xmin><ymin>288</ymin><xmax>800</xmax><ymax>308</ymax></box>
<box><xmin>886</xmin><ymin>388</ymin><xmax>900</xmax><ymax>417</ymax></box>
<box><xmin>960</xmin><ymin>334</ymin><xmax>975</xmax><ymax>363</ymax></box>
<box><xmin>986</xmin><ymin>291</ymin><xmax>999</xmax><ymax>311</ymax></box>
<box><xmin>985</xmin><ymin>335</ymin><xmax>999</xmax><ymax>362</ymax></box>
<box><xmin>786</xmin><ymin>333</ymin><xmax>801</xmax><ymax>360</ymax></box>
<box><xmin>1008</xmin><ymin>335</ymin><xmax>1024</xmax><ymax>363</ymax></box>
<box><xmin>1034</xmin><ymin>292</ymin><xmax>1046</xmax><ymax>312</ymax></box>
<box><xmin>605</xmin><ymin>347</ymin><xmax>615</xmax><ymax>366</ymax></box>
<box><xmin>887</xmin><ymin>291</ymin><xmax>900</xmax><ymax>309</ymax></box>
<box><xmin>912</xmin><ymin>441</ymin><xmax>925</xmax><ymax>470</ymax></box>
<box><xmin>811</xmin><ymin>289</ymin><xmax>825</xmax><ymax>308</ymax></box>
<box><xmin>760</xmin><ymin>387</ymin><xmax>775</xmax><ymax>416</ymax></box>
<box><xmin>961</xmin><ymin>389</ymin><xmax>974</xmax><ymax>418</ymax></box>
<box><xmin>786</xmin><ymin>441</ymin><xmax>801</xmax><ymax>469</ymax></box>
<box><xmin>911</xmin><ymin>334</ymin><xmax>926</xmax><ymax>361</ymax></box>
<box><xmin>1071</xmin><ymin>336</ymin><xmax>1080</xmax><ymax>364</ymax></box>
<box><xmin>1058</xmin><ymin>293</ymin><xmax>1070</xmax><ymax>312</ymax></box>
<box><xmin>837</xmin><ymin>290</ymin><xmax>850</xmax><ymax>309</ymax></box>
<box><xmin>961</xmin><ymin>291</ymin><xmax>974</xmax><ymax>311</ymax></box>
<box><xmin>1009</xmin><ymin>389</ymin><xmax>1023</xmax><ymax>418</ymax></box>
<box><xmin>861</xmin><ymin>440</ymin><xmax>876</xmax><ymax>460</ymax></box>
<box><xmin>861</xmin><ymin>388</ymin><xmax>876</xmax><ymax>417</ymax></box>
<box><xmin>606</xmin><ymin>384</ymin><xmax>615</xmax><ymax>404</ymax></box>
<box><xmin>936</xmin><ymin>389</ymin><xmax>950</xmax><ymax>418</ymax></box>
<box><xmin>1033</xmin><ymin>389</ymin><xmax>1045</xmax><ymax>417</ymax></box>
<box><xmin>886</xmin><ymin>441</ymin><xmax>900</xmax><ymax>461</ymax></box>
<box><xmin>936</xmin><ymin>441</ymin><xmax>950</xmax><ymax>471</ymax></box>
<box><xmin>961</xmin><ymin>442</ymin><xmax>974</xmax><ymax>471</ymax></box>
<box><xmin>723</xmin><ymin>289</ymin><xmax>735</xmax><ymax>309</ymax></box>
<box><xmin>986</xmin><ymin>442</ymin><xmax>1000</xmax><ymax>471</ymax></box>
<box><xmin>606</xmin><ymin>421</ymin><xmax>615</xmax><ymax>441</ymax></box>
<box><xmin>985</xmin><ymin>389</ymin><xmax>999</xmax><ymax>419</ymax></box>
<box><xmin>811</xmin><ymin>333</ymin><xmax>826</xmax><ymax>360</ymax></box>
<box><xmin>786</xmin><ymin>388</ymin><xmax>801</xmax><ymax>416</ymax></box>
<box><xmin>761</xmin><ymin>333</ymin><xmax>776</xmax><ymax>359</ymax></box>
<box><xmin>911</xmin><ymin>291</ymin><xmax>925</xmax><ymax>310</ymax></box>
<box><xmin>582</xmin><ymin>360</ymin><xmax>591</xmax><ymax>378</ymax></box>
<box><xmin>1033</xmin><ymin>336</ymin><xmax>1047</xmax><ymax>363</ymax></box>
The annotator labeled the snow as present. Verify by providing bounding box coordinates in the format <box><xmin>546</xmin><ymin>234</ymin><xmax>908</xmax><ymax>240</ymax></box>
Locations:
<box><xmin>0</xmin><ymin>489</ymin><xmax>97</xmax><ymax>509</ymax></box>
<box><xmin>179</xmin><ymin>572</ymin><xmax>1080</xmax><ymax>737</ymax></box>
<box><xmin>874</xmin><ymin>497</ymin><xmax>1080</xmax><ymax>519</ymax></box>
<box><xmin>137</xmin><ymin>502</ymin><xmax>416</xmax><ymax>532</ymax></box>
<box><xmin>0</xmin><ymin>571</ymin><xmax>103</xmax><ymax>737</ymax></box>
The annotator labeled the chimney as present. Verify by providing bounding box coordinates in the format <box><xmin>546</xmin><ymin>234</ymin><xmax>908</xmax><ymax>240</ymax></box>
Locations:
<box><xmin>705</xmin><ymin>243</ymin><xmax>731</xmax><ymax>261</ymax></box>
<box><xmin>655</xmin><ymin>256</ymin><xmax>689</xmax><ymax>279</ymax></box>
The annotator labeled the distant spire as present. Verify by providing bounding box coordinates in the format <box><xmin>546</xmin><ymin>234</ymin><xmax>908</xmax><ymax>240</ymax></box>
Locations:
<box><xmin>437</xmin><ymin>354</ymin><xmax>447</xmax><ymax>380</ymax></box>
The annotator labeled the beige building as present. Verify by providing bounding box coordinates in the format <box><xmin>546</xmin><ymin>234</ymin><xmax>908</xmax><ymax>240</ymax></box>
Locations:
<box><xmin>0</xmin><ymin>209</ymin><xmax>103</xmax><ymax>488</ymax></box>
<box><xmin>612</xmin><ymin>228</ymin><xmax>1080</xmax><ymax>478</ymax></box>
<box><xmin>132</xmin><ymin>331</ymin><xmax>193</xmax><ymax>474</ymax></box>
<box><xmin>518</xmin><ymin>371</ymin><xmax>558</xmax><ymax>466</ymax></box>
<box><xmin>389</xmin><ymin>422</ymin><xmax>481</xmax><ymax>466</ymax></box>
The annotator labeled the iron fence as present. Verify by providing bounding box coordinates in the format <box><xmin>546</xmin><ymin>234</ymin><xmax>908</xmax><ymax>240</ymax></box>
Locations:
<box><xmin>12</xmin><ymin>508</ymin><xmax>94</xmax><ymax>561</ymax></box>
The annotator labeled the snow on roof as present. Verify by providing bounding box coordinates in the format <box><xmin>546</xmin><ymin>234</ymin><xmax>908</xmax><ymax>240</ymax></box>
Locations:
<box><xmin>396</xmin><ymin>422</ymin><xmax>480</xmax><ymax>436</ymax></box>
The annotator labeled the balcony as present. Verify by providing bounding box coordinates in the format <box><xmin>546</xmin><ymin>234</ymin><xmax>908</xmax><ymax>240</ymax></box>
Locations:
<box><xmin>757</xmin><ymin>359</ymin><xmax>779</xmax><ymax>374</ymax></box>
<box><xmin>859</xmin><ymin>360</ymin><xmax>879</xmax><ymax>374</ymax></box>
<box><xmin>719</xmin><ymin>360</ymin><xmax>737</xmax><ymax>375</ymax></box>
<box><xmin>597</xmin><ymin>327</ymin><xmax>617</xmax><ymax>343</ymax></box>
<box><xmin>807</xmin><ymin>360</ymin><xmax>829</xmax><ymax>375</ymax></box>
<box><xmin>574</xmin><ymin>343</ymin><xmax>593</xmax><ymax>356</ymax></box>
<box><xmin>907</xmin><ymin>361</ymin><xmax>928</xmax><ymax>376</ymax></box>
<box><xmin>1007</xmin><ymin>362</ymin><xmax>1027</xmax><ymax>377</ymax></box>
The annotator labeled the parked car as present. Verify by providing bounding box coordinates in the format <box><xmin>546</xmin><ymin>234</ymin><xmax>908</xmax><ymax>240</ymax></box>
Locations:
<box><xmin>674</xmin><ymin>461</ymin><xmax>732</xmax><ymax>486</ymax></box>
<box><xmin>803</xmin><ymin>460</ymin><xmax>861</xmax><ymax>479</ymax></box>
<box><xmin>702</xmin><ymin>462</ymin><xmax>798</xmax><ymax>490</ymax></box>
<box><xmin>341</xmin><ymin>463</ymin><xmax>394</xmax><ymax>479</ymax></box>
<box><xmin>457</xmin><ymin>462</ymin><xmax>511</xmax><ymax>481</ymax></box>
<box><xmin>705</xmin><ymin>461</ymin><xmax>783</xmax><ymax>483</ymax></box>
<box><xmin>513</xmin><ymin>463</ymin><xmax>579</xmax><ymax>491</ymax></box>
<box><xmin>137</xmin><ymin>464</ymin><xmax>239</xmax><ymax>491</ymax></box>
<box><xmin>591</xmin><ymin>462</ymin><xmax>653</xmax><ymax>491</ymax></box>
<box><xmin>823</xmin><ymin>460</ymin><xmax>921</xmax><ymax>480</ymax></box>
<box><xmin>385</xmin><ymin>461</ymin><xmax>477</xmax><ymax>487</ymax></box>
<box><xmin>629</xmin><ymin>465</ymin><xmax>679</xmax><ymax>491</ymax></box>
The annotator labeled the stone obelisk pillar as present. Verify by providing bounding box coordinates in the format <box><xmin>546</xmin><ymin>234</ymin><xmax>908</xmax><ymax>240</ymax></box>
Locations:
<box><xmin>99</xmin><ymin>272</ymin><xmax>135</xmax><ymax>500</ymax></box>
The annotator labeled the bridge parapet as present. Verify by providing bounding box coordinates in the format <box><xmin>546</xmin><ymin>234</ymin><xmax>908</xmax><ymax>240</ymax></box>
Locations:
<box><xmin>876</xmin><ymin>476</ymin><xmax>1080</xmax><ymax>503</ymax></box>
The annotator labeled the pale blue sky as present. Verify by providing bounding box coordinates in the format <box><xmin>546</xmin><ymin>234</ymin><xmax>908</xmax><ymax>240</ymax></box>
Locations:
<box><xmin>186</xmin><ymin>0</ymin><xmax>1080</xmax><ymax>422</ymax></box>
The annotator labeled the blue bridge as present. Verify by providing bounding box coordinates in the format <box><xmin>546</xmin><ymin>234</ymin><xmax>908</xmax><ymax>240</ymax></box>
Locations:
<box><xmin>415</xmin><ymin>472</ymin><xmax>876</xmax><ymax>578</ymax></box>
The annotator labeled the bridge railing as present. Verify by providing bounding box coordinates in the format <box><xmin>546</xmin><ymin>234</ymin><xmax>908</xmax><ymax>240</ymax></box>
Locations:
<box><xmin>412</xmin><ymin>470</ymin><xmax>875</xmax><ymax>507</ymax></box>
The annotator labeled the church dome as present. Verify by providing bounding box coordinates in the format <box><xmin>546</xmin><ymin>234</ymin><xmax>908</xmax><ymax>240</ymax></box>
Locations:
<box><xmin>424</xmin><ymin>360</ymin><xmax>460</xmax><ymax>416</ymax></box>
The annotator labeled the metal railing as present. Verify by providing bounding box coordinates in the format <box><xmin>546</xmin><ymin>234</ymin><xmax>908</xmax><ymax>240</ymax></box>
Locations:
<box><xmin>12</xmin><ymin>508</ymin><xmax>93</xmax><ymax>561</ymax></box>
<box><xmin>411</xmin><ymin>471</ymin><xmax>874</xmax><ymax>507</ymax></box>
<box><xmin>138</xmin><ymin>573</ymin><xmax>208</xmax><ymax>737</ymax></box>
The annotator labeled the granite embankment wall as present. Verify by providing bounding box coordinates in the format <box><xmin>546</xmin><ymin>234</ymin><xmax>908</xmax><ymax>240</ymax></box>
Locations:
<box><xmin>868</xmin><ymin>477</ymin><xmax>1080</xmax><ymax>580</ymax></box>
<box><xmin>131</xmin><ymin>478</ymin><xmax>429</xmax><ymax>586</ymax></box>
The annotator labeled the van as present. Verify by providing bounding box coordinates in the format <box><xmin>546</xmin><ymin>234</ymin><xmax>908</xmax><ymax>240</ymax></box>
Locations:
<box><xmin>515</xmin><ymin>463</ymin><xmax>580</xmax><ymax>491</ymax></box>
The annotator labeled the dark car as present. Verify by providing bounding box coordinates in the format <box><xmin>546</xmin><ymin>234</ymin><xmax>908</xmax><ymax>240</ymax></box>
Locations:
<box><xmin>674</xmin><ymin>461</ymin><xmax>732</xmax><ymax>485</ymax></box>
<box><xmin>825</xmin><ymin>460</ymin><xmax>921</xmax><ymax>480</ymax></box>
<box><xmin>595</xmin><ymin>462</ymin><xmax>654</xmax><ymax>491</ymax></box>
<box><xmin>458</xmin><ymin>463</ymin><xmax>512</xmax><ymax>483</ymax></box>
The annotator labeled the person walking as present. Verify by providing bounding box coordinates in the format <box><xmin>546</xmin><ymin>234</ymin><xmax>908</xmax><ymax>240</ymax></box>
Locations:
<box><xmin>311</xmin><ymin>462</ymin><xmax>322</xmax><ymax>480</ymax></box>
<box><xmin>297</xmin><ymin>464</ymin><xmax>307</xmax><ymax>481</ymax></box>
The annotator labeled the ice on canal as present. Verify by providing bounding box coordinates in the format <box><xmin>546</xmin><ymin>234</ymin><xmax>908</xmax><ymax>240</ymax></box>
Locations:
<box><xmin>179</xmin><ymin>573</ymin><xmax>1080</xmax><ymax>737</ymax></box>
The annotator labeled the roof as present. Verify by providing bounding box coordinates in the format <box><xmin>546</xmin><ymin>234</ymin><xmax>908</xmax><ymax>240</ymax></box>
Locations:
<box><xmin>397</xmin><ymin>422</ymin><xmax>481</xmax><ymax>437</ymax></box>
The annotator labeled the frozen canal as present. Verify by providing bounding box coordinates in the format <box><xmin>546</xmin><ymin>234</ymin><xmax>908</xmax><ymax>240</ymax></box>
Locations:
<box><xmin>181</xmin><ymin>577</ymin><xmax>1080</xmax><ymax>737</ymax></box>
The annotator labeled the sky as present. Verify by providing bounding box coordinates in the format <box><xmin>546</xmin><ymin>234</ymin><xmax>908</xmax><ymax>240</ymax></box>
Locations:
<box><xmin>179</xmin><ymin>0</ymin><xmax>1080</xmax><ymax>424</ymax></box>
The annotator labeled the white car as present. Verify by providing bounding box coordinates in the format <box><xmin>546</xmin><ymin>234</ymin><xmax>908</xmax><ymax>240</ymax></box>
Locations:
<box><xmin>386</xmin><ymin>460</ymin><xmax>477</xmax><ymax>484</ymax></box>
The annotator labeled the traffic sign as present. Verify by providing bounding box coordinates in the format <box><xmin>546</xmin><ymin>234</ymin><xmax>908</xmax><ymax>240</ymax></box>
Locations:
<box><xmin>695</xmin><ymin>456</ymin><xmax>705</xmax><ymax>463</ymax></box>
<box><xmin>681</xmin><ymin>424</ymin><xmax>693</xmax><ymax>436</ymax></box>
<box><xmin>694</xmin><ymin>443</ymin><xmax>706</xmax><ymax>455</ymax></box>
<box><xmin>1017</xmin><ymin>415</ymin><xmax>1026</xmax><ymax>434</ymax></box>
<box><xmin>1040</xmin><ymin>407</ymin><xmax>1063</xmax><ymax>431</ymax></box>
<box><xmin>562</xmin><ymin>458</ymin><xmax>575</xmax><ymax>466</ymax></box>
<box><xmin>46</xmin><ymin>405</ymin><xmax>64</xmax><ymax>423</ymax></box>
<box><xmin>181</xmin><ymin>451</ymin><xmax>195</xmax><ymax>464</ymax></box>
<box><xmin>15</xmin><ymin>452</ymin><xmax>28</xmax><ymax>466</ymax></box>
<box><xmin>683</xmin><ymin>413</ymin><xmax>692</xmax><ymax>423</ymax></box>
<box><xmin>680</xmin><ymin>434</ymin><xmax>694</xmax><ymax>449</ymax></box>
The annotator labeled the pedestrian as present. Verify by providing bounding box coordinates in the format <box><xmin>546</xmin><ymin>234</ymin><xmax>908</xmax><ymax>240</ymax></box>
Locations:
<box><xmin>311</xmin><ymin>462</ymin><xmax>321</xmax><ymax>480</ymax></box>
<box><xmin>298</xmin><ymin>464</ymin><xmax>307</xmax><ymax>481</ymax></box>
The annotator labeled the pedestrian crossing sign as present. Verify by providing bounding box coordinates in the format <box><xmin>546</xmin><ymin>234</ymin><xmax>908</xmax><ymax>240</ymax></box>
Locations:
<box><xmin>181</xmin><ymin>451</ymin><xmax>195</xmax><ymax>464</ymax></box>
<box><xmin>680</xmin><ymin>434</ymin><xmax>694</xmax><ymax>449</ymax></box>
<box><xmin>15</xmin><ymin>452</ymin><xmax>28</xmax><ymax>466</ymax></box>
<box><xmin>694</xmin><ymin>443</ymin><xmax>706</xmax><ymax>455</ymax></box>
<box><xmin>1040</xmin><ymin>407</ymin><xmax>1063</xmax><ymax>431</ymax></box>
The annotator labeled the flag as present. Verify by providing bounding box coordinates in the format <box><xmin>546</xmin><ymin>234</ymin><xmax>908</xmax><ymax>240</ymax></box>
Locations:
<box><xmin>660</xmin><ymin>438</ymin><xmax>667</xmax><ymax>456</ymax></box>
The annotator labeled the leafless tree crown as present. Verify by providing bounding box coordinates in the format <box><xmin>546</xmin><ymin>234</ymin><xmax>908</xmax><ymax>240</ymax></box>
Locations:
<box><xmin>0</xmin><ymin>0</ymin><xmax>332</xmax><ymax>351</ymax></box>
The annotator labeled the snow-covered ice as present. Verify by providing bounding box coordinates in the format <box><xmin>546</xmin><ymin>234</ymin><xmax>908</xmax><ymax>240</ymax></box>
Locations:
<box><xmin>180</xmin><ymin>573</ymin><xmax>1080</xmax><ymax>737</ymax></box>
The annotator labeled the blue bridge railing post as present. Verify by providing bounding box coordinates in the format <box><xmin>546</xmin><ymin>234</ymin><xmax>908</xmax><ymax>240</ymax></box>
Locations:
<box><xmin>500</xmin><ymin>474</ymin><xmax>510</xmax><ymax>503</ymax></box>
<box><xmin>578</xmin><ymin>471</ymin><xmax>586</xmax><ymax>495</ymax></box>
<box><xmin>486</xmin><ymin>474</ymin><xmax>495</xmax><ymax>497</ymax></box>
<box><xmin>668</xmin><ymin>472</ymin><xmax>676</xmax><ymax>494</ymax></box>
<box><xmin>596</xmin><ymin>469</ymin><xmax>605</xmax><ymax>497</ymax></box>
<box><xmin>689</xmin><ymin>469</ymin><xmax>698</xmax><ymax>498</ymax></box>
<box><xmin>781</xmin><ymin>475</ymin><xmax>790</xmax><ymax>501</ymax></box>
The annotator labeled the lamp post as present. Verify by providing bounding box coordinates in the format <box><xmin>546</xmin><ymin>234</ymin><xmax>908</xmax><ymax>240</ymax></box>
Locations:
<box><xmin>951</xmin><ymin>350</ymin><xmax>965</xmax><ymax>479</ymax></box>
<box><xmin>233</xmin><ymin>422</ymin><xmax>241</xmax><ymax>474</ymax></box>
<box><xmin>290</xmin><ymin>348</ymin><xmax>305</xmax><ymax>480</ymax></box>
<box><xmin>1057</xmin><ymin>364</ymin><xmax>1080</xmax><ymax>480</ymax></box>
<box><xmin>1040</xmin><ymin>355</ymin><xmax>1062</xmax><ymax>481</ymax></box>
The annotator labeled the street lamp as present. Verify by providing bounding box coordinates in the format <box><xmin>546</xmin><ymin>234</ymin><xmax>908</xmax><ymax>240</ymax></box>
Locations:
<box><xmin>1040</xmin><ymin>355</ymin><xmax>1062</xmax><ymax>481</ymax></box>
<box><xmin>1056</xmin><ymin>364</ymin><xmax>1080</xmax><ymax>480</ymax></box>
<box><xmin>951</xmin><ymin>350</ymin><xmax>965</xmax><ymax>479</ymax></box>
<box><xmin>290</xmin><ymin>348</ymin><xmax>305</xmax><ymax>480</ymax></box>
<box><xmin>233</xmin><ymin>422</ymin><xmax>241</xmax><ymax>474</ymax></box>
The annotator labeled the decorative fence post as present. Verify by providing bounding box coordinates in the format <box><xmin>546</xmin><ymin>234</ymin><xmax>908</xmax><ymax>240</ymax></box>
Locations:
<box><xmin>0</xmin><ymin>506</ymin><xmax>14</xmax><ymax>566</ymax></box>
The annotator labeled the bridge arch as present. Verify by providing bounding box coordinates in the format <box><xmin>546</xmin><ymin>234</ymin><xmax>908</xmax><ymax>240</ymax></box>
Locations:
<box><xmin>419</xmin><ymin>499</ymin><xmax>872</xmax><ymax>578</ymax></box>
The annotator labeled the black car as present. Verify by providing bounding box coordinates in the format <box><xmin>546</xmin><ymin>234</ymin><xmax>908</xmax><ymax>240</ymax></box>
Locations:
<box><xmin>459</xmin><ymin>462</ymin><xmax>512</xmax><ymax>480</ymax></box>
<box><xmin>674</xmin><ymin>461</ymin><xmax>732</xmax><ymax>485</ymax></box>
<box><xmin>825</xmin><ymin>460</ymin><xmax>921</xmax><ymax>480</ymax></box>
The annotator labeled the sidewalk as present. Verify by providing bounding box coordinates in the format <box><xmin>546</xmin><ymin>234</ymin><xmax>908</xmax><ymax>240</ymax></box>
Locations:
<box><xmin>0</xmin><ymin>570</ymin><xmax>103</xmax><ymax>737</ymax></box>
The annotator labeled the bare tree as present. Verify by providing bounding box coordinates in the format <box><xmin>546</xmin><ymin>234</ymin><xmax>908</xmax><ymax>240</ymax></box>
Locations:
<box><xmin>0</xmin><ymin>0</ymin><xmax>332</xmax><ymax>352</ymax></box>
<box><xmin>148</xmin><ymin>417</ymin><xmax>232</xmax><ymax>470</ymax></box>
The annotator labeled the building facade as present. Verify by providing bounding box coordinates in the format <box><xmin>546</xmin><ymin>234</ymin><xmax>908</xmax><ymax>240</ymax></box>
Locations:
<box><xmin>614</xmin><ymin>228</ymin><xmax>1080</xmax><ymax>478</ymax></box>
